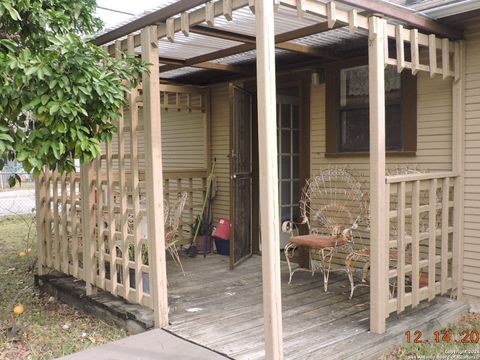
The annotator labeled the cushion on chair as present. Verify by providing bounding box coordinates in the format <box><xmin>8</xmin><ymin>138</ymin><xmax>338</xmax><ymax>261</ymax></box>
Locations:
<box><xmin>289</xmin><ymin>234</ymin><xmax>346</xmax><ymax>249</ymax></box>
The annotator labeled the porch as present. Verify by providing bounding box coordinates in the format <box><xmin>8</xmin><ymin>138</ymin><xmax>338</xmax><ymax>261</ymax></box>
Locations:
<box><xmin>166</xmin><ymin>254</ymin><xmax>466</xmax><ymax>359</ymax></box>
<box><xmin>33</xmin><ymin>0</ymin><xmax>469</xmax><ymax>359</ymax></box>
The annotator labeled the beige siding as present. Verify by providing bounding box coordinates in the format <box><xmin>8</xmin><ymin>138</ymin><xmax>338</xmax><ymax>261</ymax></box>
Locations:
<box><xmin>310</xmin><ymin>73</ymin><xmax>453</xmax><ymax>253</ymax></box>
<box><xmin>111</xmin><ymin>107</ymin><xmax>207</xmax><ymax>172</ymax></box>
<box><xmin>464</xmin><ymin>20</ymin><xmax>480</xmax><ymax>298</ymax></box>
<box><xmin>311</xmin><ymin>74</ymin><xmax>453</xmax><ymax>175</ymax></box>
<box><xmin>161</xmin><ymin>110</ymin><xmax>207</xmax><ymax>170</ymax></box>
<box><xmin>210</xmin><ymin>83</ymin><xmax>231</xmax><ymax>222</ymax></box>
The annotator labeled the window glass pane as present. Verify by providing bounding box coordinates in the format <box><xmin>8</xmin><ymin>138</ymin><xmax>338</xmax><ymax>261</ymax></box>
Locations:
<box><xmin>281</xmin><ymin>181</ymin><xmax>291</xmax><ymax>206</ymax></box>
<box><xmin>281</xmin><ymin>104</ymin><xmax>291</xmax><ymax>128</ymax></box>
<box><xmin>386</xmin><ymin>104</ymin><xmax>402</xmax><ymax>150</ymax></box>
<box><xmin>292</xmin><ymin>155</ymin><xmax>300</xmax><ymax>179</ymax></box>
<box><xmin>340</xmin><ymin>65</ymin><xmax>369</xmax><ymax>107</ymax></box>
<box><xmin>281</xmin><ymin>129</ymin><xmax>291</xmax><ymax>153</ymax></box>
<box><xmin>339</xmin><ymin>65</ymin><xmax>402</xmax><ymax>152</ymax></box>
<box><xmin>292</xmin><ymin>105</ymin><xmax>299</xmax><ymax>129</ymax></box>
<box><xmin>292</xmin><ymin>130</ymin><xmax>299</xmax><ymax>154</ymax></box>
<box><xmin>340</xmin><ymin>109</ymin><xmax>369</xmax><ymax>152</ymax></box>
<box><xmin>281</xmin><ymin>206</ymin><xmax>291</xmax><ymax>221</ymax></box>
<box><xmin>281</xmin><ymin>156</ymin><xmax>291</xmax><ymax>179</ymax></box>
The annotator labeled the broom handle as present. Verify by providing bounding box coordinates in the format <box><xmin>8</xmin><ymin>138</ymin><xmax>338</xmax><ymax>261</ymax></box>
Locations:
<box><xmin>192</xmin><ymin>159</ymin><xmax>216</xmax><ymax>243</ymax></box>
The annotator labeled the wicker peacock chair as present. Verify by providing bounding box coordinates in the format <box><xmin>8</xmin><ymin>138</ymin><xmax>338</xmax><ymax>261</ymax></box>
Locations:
<box><xmin>282</xmin><ymin>167</ymin><xmax>366</xmax><ymax>292</ymax></box>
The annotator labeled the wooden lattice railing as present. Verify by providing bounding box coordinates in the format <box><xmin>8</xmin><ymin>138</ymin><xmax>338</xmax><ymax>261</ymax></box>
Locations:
<box><xmin>36</xmin><ymin>168</ymin><xmax>207</xmax><ymax>308</ymax></box>
<box><xmin>385</xmin><ymin>172</ymin><xmax>459</xmax><ymax>315</ymax></box>
<box><xmin>36</xmin><ymin>171</ymin><xmax>83</xmax><ymax>279</ymax></box>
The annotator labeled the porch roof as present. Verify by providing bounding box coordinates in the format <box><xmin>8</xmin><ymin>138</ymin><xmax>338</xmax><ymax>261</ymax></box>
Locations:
<box><xmin>92</xmin><ymin>0</ymin><xmax>466</xmax><ymax>84</ymax></box>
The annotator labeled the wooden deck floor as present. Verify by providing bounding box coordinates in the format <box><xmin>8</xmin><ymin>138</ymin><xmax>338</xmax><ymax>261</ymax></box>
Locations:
<box><xmin>165</xmin><ymin>254</ymin><xmax>467</xmax><ymax>360</ymax></box>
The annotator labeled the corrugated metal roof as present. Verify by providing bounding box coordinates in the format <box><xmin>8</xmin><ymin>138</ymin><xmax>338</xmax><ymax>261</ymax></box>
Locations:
<box><xmin>94</xmin><ymin>0</ymin><xmax>464</xmax><ymax>82</ymax></box>
<box><xmin>157</xmin><ymin>2</ymin><xmax>368</xmax><ymax>80</ymax></box>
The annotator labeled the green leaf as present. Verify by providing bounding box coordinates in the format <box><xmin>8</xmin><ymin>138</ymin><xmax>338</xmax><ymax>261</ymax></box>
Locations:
<box><xmin>49</xmin><ymin>103</ymin><xmax>59</xmax><ymax>115</ymax></box>
<box><xmin>8</xmin><ymin>175</ymin><xmax>16</xmax><ymax>188</ymax></box>
<box><xmin>0</xmin><ymin>133</ymin><xmax>13</xmax><ymax>142</ymax></box>
<box><xmin>3</xmin><ymin>3</ymin><xmax>21</xmax><ymax>21</ymax></box>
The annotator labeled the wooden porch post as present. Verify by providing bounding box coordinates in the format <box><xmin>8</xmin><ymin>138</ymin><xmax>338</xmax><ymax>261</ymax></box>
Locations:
<box><xmin>255</xmin><ymin>1</ymin><xmax>284</xmax><ymax>359</ymax></box>
<box><xmin>368</xmin><ymin>16</ymin><xmax>387</xmax><ymax>334</ymax></box>
<box><xmin>141</xmin><ymin>25</ymin><xmax>169</xmax><ymax>328</ymax></box>
<box><xmin>452</xmin><ymin>41</ymin><xmax>465</xmax><ymax>299</ymax></box>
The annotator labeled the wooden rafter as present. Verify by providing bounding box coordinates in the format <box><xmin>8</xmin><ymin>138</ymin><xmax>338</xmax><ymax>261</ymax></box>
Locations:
<box><xmin>160</xmin><ymin>22</ymin><xmax>343</xmax><ymax>74</ymax></box>
<box><xmin>158</xmin><ymin>55</ymin><xmax>253</xmax><ymax>74</ymax></box>
<box><xmin>190</xmin><ymin>25</ymin><xmax>339</xmax><ymax>58</ymax></box>
<box><xmin>97</xmin><ymin>0</ymin><xmax>463</xmax><ymax>54</ymax></box>
<box><xmin>93</xmin><ymin>0</ymin><xmax>210</xmax><ymax>45</ymax></box>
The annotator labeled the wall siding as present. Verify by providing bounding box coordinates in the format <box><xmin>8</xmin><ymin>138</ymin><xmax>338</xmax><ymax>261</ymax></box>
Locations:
<box><xmin>310</xmin><ymin>73</ymin><xmax>453</xmax><ymax>254</ymax></box>
<box><xmin>112</xmin><ymin>107</ymin><xmax>207</xmax><ymax>172</ymax></box>
<box><xmin>463</xmin><ymin>20</ymin><xmax>480</xmax><ymax>299</ymax></box>
<box><xmin>161</xmin><ymin>110</ymin><xmax>207</xmax><ymax>170</ymax></box>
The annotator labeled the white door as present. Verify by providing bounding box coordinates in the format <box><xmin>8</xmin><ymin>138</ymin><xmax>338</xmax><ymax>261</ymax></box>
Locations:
<box><xmin>277</xmin><ymin>95</ymin><xmax>301</xmax><ymax>248</ymax></box>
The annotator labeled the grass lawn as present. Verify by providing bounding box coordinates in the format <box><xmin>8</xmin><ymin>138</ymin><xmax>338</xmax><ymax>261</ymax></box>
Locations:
<box><xmin>0</xmin><ymin>216</ymin><xmax>127</xmax><ymax>360</ymax></box>
<box><xmin>380</xmin><ymin>313</ymin><xmax>480</xmax><ymax>359</ymax></box>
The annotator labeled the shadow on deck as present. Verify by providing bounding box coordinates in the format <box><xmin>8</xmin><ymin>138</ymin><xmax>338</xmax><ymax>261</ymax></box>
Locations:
<box><xmin>166</xmin><ymin>254</ymin><xmax>467</xmax><ymax>360</ymax></box>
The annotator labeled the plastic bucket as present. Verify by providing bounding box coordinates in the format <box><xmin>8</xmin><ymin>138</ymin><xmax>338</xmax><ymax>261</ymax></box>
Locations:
<box><xmin>214</xmin><ymin>239</ymin><xmax>230</xmax><ymax>256</ymax></box>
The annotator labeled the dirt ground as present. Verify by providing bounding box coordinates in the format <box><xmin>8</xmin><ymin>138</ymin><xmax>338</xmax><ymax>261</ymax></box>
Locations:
<box><xmin>0</xmin><ymin>216</ymin><xmax>127</xmax><ymax>360</ymax></box>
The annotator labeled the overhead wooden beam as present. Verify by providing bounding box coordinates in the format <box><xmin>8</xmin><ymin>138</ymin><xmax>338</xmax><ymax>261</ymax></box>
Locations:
<box><xmin>158</xmin><ymin>55</ymin><xmax>253</xmax><ymax>74</ymax></box>
<box><xmin>190</xmin><ymin>25</ymin><xmax>338</xmax><ymax>58</ymax></box>
<box><xmin>92</xmin><ymin>0</ymin><xmax>210</xmax><ymax>45</ymax></box>
<box><xmin>196</xmin><ymin>61</ymin><xmax>252</xmax><ymax>74</ymax></box>
<box><xmin>160</xmin><ymin>22</ymin><xmax>344</xmax><ymax>73</ymax></box>
<box><xmin>337</xmin><ymin>0</ymin><xmax>463</xmax><ymax>39</ymax></box>
<box><xmin>190</xmin><ymin>25</ymin><xmax>255</xmax><ymax>43</ymax></box>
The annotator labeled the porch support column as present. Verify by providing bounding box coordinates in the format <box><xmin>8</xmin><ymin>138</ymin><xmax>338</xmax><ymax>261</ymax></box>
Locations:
<box><xmin>255</xmin><ymin>1</ymin><xmax>284</xmax><ymax>359</ymax></box>
<box><xmin>452</xmin><ymin>41</ymin><xmax>465</xmax><ymax>299</ymax></box>
<box><xmin>141</xmin><ymin>25</ymin><xmax>169</xmax><ymax>328</ymax></box>
<box><xmin>368</xmin><ymin>16</ymin><xmax>388</xmax><ymax>334</ymax></box>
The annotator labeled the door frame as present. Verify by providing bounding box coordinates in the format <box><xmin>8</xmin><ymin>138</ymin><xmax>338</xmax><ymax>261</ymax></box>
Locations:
<box><xmin>241</xmin><ymin>72</ymin><xmax>311</xmax><ymax>257</ymax></box>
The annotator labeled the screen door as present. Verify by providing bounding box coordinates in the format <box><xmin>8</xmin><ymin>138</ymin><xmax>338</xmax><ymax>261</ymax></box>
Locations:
<box><xmin>229</xmin><ymin>85</ymin><xmax>253</xmax><ymax>268</ymax></box>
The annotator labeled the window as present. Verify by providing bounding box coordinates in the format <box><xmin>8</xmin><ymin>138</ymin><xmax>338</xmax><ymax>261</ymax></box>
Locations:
<box><xmin>325</xmin><ymin>63</ymin><xmax>417</xmax><ymax>155</ymax></box>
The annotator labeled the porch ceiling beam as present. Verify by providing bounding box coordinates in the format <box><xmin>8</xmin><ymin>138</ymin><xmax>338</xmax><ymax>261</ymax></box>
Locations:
<box><xmin>337</xmin><ymin>0</ymin><xmax>463</xmax><ymax>40</ymax></box>
<box><xmin>190</xmin><ymin>25</ymin><xmax>340</xmax><ymax>58</ymax></box>
<box><xmin>92</xmin><ymin>0</ymin><xmax>210</xmax><ymax>45</ymax></box>
<box><xmin>160</xmin><ymin>22</ymin><xmax>343</xmax><ymax>74</ymax></box>
<box><xmin>158</xmin><ymin>56</ymin><xmax>253</xmax><ymax>74</ymax></box>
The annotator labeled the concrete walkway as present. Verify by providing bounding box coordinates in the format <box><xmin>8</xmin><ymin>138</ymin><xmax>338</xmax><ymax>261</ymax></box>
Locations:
<box><xmin>58</xmin><ymin>329</ymin><xmax>229</xmax><ymax>360</ymax></box>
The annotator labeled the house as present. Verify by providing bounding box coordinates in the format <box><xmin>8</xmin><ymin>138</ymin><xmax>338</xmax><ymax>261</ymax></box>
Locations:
<box><xmin>35</xmin><ymin>0</ymin><xmax>480</xmax><ymax>358</ymax></box>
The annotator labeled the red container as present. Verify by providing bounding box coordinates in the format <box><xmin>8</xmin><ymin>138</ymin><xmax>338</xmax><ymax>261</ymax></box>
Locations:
<box><xmin>213</xmin><ymin>218</ymin><xmax>231</xmax><ymax>241</ymax></box>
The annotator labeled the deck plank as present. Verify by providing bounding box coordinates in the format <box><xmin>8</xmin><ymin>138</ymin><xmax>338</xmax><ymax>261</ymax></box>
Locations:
<box><xmin>165</xmin><ymin>254</ymin><xmax>467</xmax><ymax>360</ymax></box>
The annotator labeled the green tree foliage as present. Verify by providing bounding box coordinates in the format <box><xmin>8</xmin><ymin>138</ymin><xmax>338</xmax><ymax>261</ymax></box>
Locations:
<box><xmin>0</xmin><ymin>0</ymin><xmax>148</xmax><ymax>183</ymax></box>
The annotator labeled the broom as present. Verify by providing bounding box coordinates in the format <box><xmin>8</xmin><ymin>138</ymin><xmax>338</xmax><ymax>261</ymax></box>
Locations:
<box><xmin>188</xmin><ymin>158</ymin><xmax>216</xmax><ymax>256</ymax></box>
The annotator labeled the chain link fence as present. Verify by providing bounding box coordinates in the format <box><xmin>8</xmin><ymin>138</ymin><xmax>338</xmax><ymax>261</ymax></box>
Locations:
<box><xmin>0</xmin><ymin>171</ymin><xmax>36</xmax><ymax>218</ymax></box>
